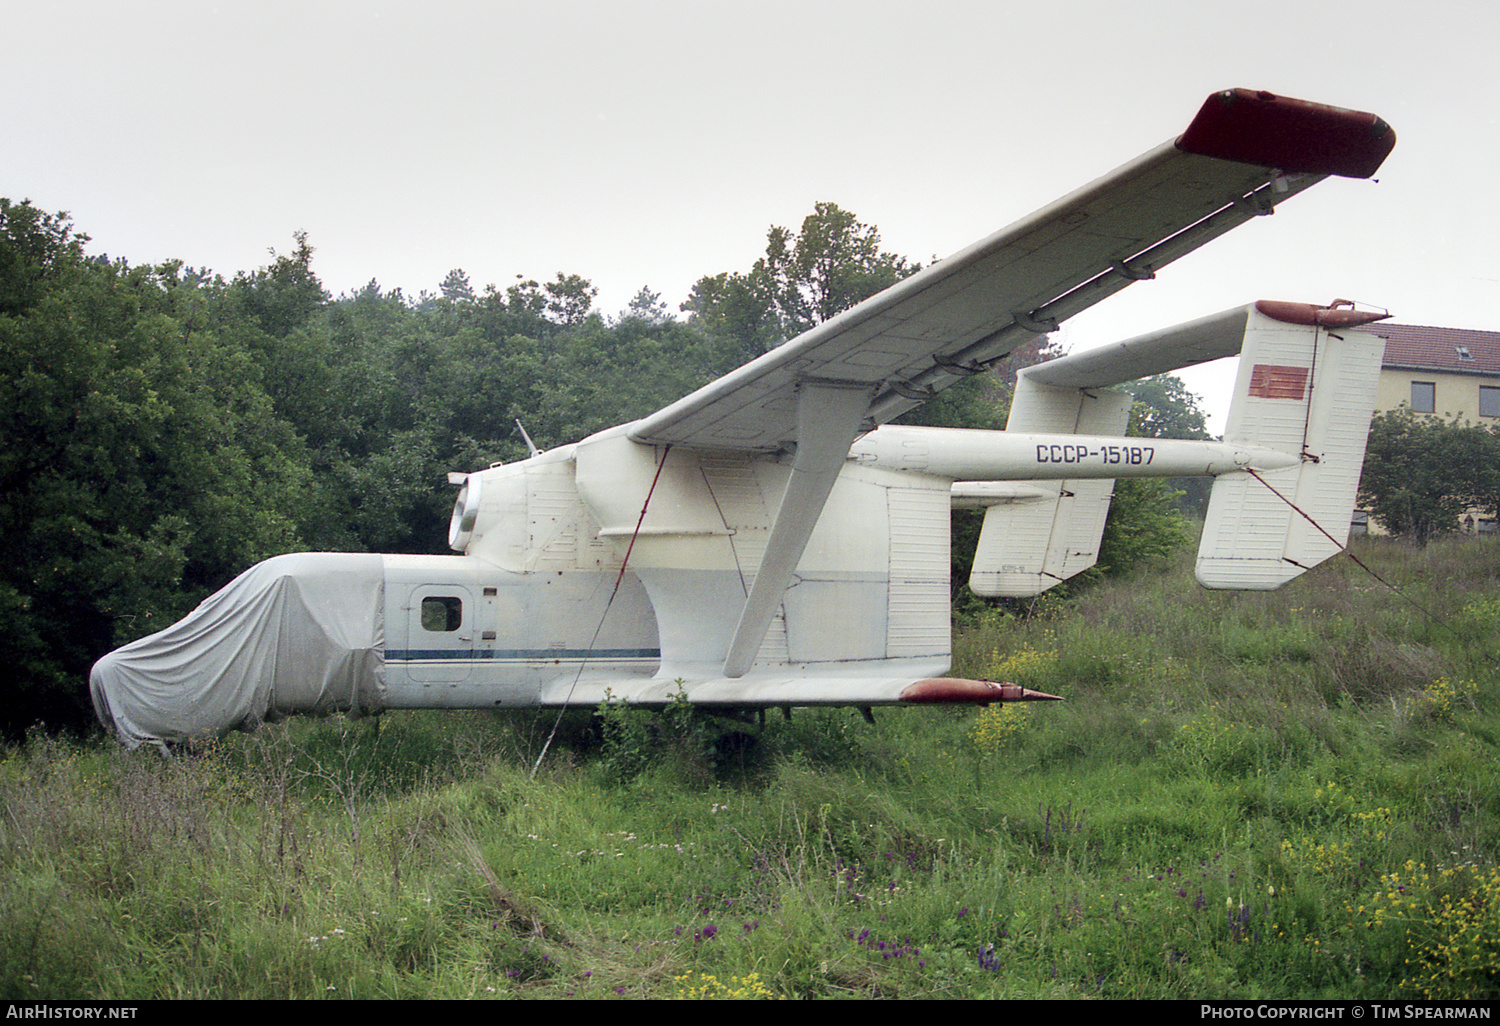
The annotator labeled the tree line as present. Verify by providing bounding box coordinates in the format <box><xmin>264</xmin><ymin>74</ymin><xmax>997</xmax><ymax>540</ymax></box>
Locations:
<box><xmin>1</xmin><ymin>197</ymin><xmax>1203</xmax><ymax>738</ymax></box>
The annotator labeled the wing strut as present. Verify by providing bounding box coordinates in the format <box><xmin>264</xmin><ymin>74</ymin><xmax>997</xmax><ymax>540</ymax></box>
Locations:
<box><xmin>722</xmin><ymin>380</ymin><xmax>872</xmax><ymax>678</ymax></box>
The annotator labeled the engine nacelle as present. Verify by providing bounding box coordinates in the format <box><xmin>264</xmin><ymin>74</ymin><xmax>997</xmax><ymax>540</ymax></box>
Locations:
<box><xmin>447</xmin><ymin>444</ymin><xmax>623</xmax><ymax>575</ymax></box>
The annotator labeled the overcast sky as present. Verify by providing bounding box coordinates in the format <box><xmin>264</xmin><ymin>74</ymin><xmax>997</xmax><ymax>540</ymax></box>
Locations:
<box><xmin>7</xmin><ymin>0</ymin><xmax>1496</xmax><ymax>429</ymax></box>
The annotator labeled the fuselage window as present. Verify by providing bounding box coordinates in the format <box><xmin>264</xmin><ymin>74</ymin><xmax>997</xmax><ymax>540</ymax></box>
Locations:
<box><xmin>421</xmin><ymin>596</ymin><xmax>464</xmax><ymax>632</ymax></box>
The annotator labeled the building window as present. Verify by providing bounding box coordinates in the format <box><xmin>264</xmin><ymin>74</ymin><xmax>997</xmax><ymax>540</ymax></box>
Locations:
<box><xmin>1411</xmin><ymin>381</ymin><xmax>1435</xmax><ymax>413</ymax></box>
<box><xmin>1482</xmin><ymin>386</ymin><xmax>1500</xmax><ymax>418</ymax></box>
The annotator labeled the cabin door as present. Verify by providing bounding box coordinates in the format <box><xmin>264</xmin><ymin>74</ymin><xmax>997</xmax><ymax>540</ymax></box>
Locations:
<box><xmin>404</xmin><ymin>585</ymin><xmax>476</xmax><ymax>682</ymax></box>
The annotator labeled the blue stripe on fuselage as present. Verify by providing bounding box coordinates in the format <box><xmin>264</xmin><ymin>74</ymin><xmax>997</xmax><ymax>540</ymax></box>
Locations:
<box><xmin>386</xmin><ymin>648</ymin><xmax>660</xmax><ymax>662</ymax></box>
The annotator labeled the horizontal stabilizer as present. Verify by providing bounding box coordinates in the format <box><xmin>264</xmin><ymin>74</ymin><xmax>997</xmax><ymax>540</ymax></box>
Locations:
<box><xmin>952</xmin><ymin>481</ymin><xmax>1054</xmax><ymax>507</ymax></box>
<box><xmin>1024</xmin><ymin>305</ymin><xmax>1254</xmax><ymax>389</ymax></box>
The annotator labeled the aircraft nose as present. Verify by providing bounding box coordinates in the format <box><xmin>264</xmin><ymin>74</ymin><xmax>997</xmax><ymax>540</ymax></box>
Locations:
<box><xmin>86</xmin><ymin>551</ymin><xmax>388</xmax><ymax>750</ymax></box>
<box><xmin>88</xmin><ymin>651</ymin><xmax>118</xmax><ymax>728</ymax></box>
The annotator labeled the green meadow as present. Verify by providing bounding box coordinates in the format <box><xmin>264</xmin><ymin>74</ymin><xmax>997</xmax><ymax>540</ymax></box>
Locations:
<box><xmin>3</xmin><ymin>535</ymin><xmax>1497</xmax><ymax>1000</ymax></box>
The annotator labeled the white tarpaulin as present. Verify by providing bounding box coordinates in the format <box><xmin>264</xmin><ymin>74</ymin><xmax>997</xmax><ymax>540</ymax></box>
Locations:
<box><xmin>90</xmin><ymin>552</ymin><xmax>387</xmax><ymax>750</ymax></box>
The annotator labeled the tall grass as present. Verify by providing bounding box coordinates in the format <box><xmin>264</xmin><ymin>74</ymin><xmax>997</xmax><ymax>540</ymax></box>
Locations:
<box><xmin>3</xmin><ymin>535</ymin><xmax>1497</xmax><ymax>998</ymax></box>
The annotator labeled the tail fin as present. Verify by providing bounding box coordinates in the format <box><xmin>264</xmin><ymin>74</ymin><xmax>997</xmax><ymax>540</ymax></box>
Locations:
<box><xmin>965</xmin><ymin>301</ymin><xmax>1386</xmax><ymax>597</ymax></box>
<box><xmin>967</xmin><ymin>304</ymin><xmax>1259</xmax><ymax>598</ymax></box>
<box><xmin>1195</xmin><ymin>302</ymin><xmax>1386</xmax><ymax>588</ymax></box>
<box><xmin>967</xmin><ymin>378</ymin><xmax>1132</xmax><ymax>597</ymax></box>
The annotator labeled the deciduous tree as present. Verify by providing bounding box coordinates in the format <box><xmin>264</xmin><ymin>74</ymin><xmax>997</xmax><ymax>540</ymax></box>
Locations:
<box><xmin>0</xmin><ymin>204</ymin><xmax>320</xmax><ymax>735</ymax></box>
<box><xmin>682</xmin><ymin>202</ymin><xmax>917</xmax><ymax>360</ymax></box>
<box><xmin>1359</xmin><ymin>408</ymin><xmax>1500</xmax><ymax>544</ymax></box>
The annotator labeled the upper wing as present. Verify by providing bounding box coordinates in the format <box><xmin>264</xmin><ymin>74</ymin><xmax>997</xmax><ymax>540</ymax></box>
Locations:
<box><xmin>628</xmin><ymin>89</ymin><xmax>1395</xmax><ymax>453</ymax></box>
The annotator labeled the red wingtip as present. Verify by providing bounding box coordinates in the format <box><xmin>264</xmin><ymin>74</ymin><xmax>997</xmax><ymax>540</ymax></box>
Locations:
<box><xmin>1178</xmin><ymin>88</ymin><xmax>1396</xmax><ymax>179</ymax></box>
<box><xmin>900</xmin><ymin>678</ymin><xmax>1064</xmax><ymax>704</ymax></box>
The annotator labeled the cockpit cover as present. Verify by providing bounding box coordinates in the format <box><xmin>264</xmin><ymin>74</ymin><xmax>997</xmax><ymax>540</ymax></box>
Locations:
<box><xmin>89</xmin><ymin>552</ymin><xmax>386</xmax><ymax>750</ymax></box>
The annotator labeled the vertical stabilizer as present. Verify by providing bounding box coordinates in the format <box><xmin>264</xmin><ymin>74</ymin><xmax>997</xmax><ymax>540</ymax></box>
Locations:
<box><xmin>1196</xmin><ymin>302</ymin><xmax>1386</xmax><ymax>588</ymax></box>
<box><xmin>968</xmin><ymin>379</ymin><xmax>1132</xmax><ymax>597</ymax></box>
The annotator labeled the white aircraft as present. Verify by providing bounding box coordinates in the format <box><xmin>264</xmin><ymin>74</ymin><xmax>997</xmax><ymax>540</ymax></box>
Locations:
<box><xmin>91</xmin><ymin>89</ymin><xmax>1396</xmax><ymax>750</ymax></box>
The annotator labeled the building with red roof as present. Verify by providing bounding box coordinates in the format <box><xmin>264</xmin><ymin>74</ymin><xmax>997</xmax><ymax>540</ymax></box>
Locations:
<box><xmin>1357</xmin><ymin>320</ymin><xmax>1500</xmax><ymax>421</ymax></box>
<box><xmin>1353</xmin><ymin>319</ymin><xmax>1500</xmax><ymax>534</ymax></box>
